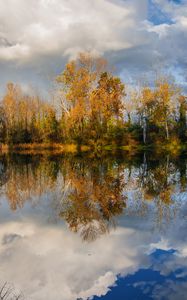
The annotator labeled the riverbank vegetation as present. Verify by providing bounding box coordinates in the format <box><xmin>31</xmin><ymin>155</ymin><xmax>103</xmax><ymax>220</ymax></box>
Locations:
<box><xmin>0</xmin><ymin>53</ymin><xmax>186</xmax><ymax>153</ymax></box>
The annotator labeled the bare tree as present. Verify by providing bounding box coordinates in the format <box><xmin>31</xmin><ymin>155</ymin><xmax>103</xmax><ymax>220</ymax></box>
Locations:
<box><xmin>0</xmin><ymin>283</ymin><xmax>24</xmax><ymax>300</ymax></box>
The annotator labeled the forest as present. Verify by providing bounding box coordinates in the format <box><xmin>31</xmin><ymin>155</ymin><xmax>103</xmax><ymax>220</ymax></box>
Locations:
<box><xmin>0</xmin><ymin>53</ymin><xmax>186</xmax><ymax>152</ymax></box>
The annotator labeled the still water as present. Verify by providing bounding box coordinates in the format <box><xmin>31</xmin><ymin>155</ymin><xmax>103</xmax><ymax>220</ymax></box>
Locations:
<box><xmin>0</xmin><ymin>152</ymin><xmax>186</xmax><ymax>300</ymax></box>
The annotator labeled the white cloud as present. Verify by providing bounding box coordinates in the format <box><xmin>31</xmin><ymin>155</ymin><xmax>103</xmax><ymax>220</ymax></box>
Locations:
<box><xmin>0</xmin><ymin>0</ymin><xmax>147</xmax><ymax>62</ymax></box>
<box><xmin>0</xmin><ymin>0</ymin><xmax>187</xmax><ymax>92</ymax></box>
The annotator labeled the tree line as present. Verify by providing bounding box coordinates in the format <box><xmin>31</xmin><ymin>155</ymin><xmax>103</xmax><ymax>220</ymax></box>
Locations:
<box><xmin>0</xmin><ymin>53</ymin><xmax>186</xmax><ymax>150</ymax></box>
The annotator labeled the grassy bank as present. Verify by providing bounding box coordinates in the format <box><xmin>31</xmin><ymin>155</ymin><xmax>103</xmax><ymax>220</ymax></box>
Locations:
<box><xmin>0</xmin><ymin>143</ymin><xmax>92</xmax><ymax>154</ymax></box>
<box><xmin>1</xmin><ymin>140</ymin><xmax>186</xmax><ymax>156</ymax></box>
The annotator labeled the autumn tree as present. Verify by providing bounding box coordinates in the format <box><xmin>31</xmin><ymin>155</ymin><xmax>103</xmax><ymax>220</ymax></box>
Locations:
<box><xmin>2</xmin><ymin>82</ymin><xmax>20</xmax><ymax>143</ymax></box>
<box><xmin>153</xmin><ymin>78</ymin><xmax>178</xmax><ymax>140</ymax></box>
<box><xmin>1</xmin><ymin>83</ymin><xmax>59</xmax><ymax>144</ymax></box>
<box><xmin>55</xmin><ymin>53</ymin><xmax>105</xmax><ymax>144</ymax></box>
<box><xmin>89</xmin><ymin>71</ymin><xmax>125</xmax><ymax>144</ymax></box>
<box><xmin>138</xmin><ymin>86</ymin><xmax>155</xmax><ymax>144</ymax></box>
<box><xmin>137</xmin><ymin>77</ymin><xmax>180</xmax><ymax>144</ymax></box>
<box><xmin>56</xmin><ymin>53</ymin><xmax>125</xmax><ymax>146</ymax></box>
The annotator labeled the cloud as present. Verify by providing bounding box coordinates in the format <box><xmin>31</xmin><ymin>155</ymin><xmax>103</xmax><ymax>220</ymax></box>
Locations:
<box><xmin>0</xmin><ymin>0</ymin><xmax>187</xmax><ymax>93</ymax></box>
<box><xmin>0</xmin><ymin>0</ymin><xmax>147</xmax><ymax>62</ymax></box>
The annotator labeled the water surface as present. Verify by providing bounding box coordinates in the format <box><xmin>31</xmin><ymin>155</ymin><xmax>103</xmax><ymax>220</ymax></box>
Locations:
<box><xmin>0</xmin><ymin>152</ymin><xmax>186</xmax><ymax>300</ymax></box>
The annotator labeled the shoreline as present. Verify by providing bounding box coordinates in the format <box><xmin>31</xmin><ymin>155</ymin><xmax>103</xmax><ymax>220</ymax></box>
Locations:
<box><xmin>0</xmin><ymin>142</ymin><xmax>186</xmax><ymax>155</ymax></box>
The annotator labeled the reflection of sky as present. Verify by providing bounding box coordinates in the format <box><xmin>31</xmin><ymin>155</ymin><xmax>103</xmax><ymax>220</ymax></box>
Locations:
<box><xmin>0</xmin><ymin>189</ymin><xmax>187</xmax><ymax>300</ymax></box>
<box><xmin>93</xmin><ymin>249</ymin><xmax>187</xmax><ymax>300</ymax></box>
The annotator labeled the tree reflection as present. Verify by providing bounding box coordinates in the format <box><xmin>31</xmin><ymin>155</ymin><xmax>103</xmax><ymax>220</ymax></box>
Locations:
<box><xmin>138</xmin><ymin>157</ymin><xmax>176</xmax><ymax>226</ymax></box>
<box><xmin>0</xmin><ymin>155</ymin><xmax>59</xmax><ymax>210</ymax></box>
<box><xmin>59</xmin><ymin>157</ymin><xmax>126</xmax><ymax>241</ymax></box>
<box><xmin>0</xmin><ymin>152</ymin><xmax>186</xmax><ymax>240</ymax></box>
<box><xmin>0</xmin><ymin>155</ymin><xmax>9</xmax><ymax>193</ymax></box>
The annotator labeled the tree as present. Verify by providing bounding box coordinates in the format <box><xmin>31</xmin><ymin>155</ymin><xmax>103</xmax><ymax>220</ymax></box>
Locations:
<box><xmin>178</xmin><ymin>95</ymin><xmax>187</xmax><ymax>141</ymax></box>
<box><xmin>138</xmin><ymin>86</ymin><xmax>155</xmax><ymax>144</ymax></box>
<box><xmin>0</xmin><ymin>282</ymin><xmax>24</xmax><ymax>300</ymax></box>
<box><xmin>56</xmin><ymin>53</ymin><xmax>125</xmax><ymax>146</ymax></box>
<box><xmin>56</xmin><ymin>53</ymin><xmax>107</xmax><ymax>144</ymax></box>
<box><xmin>153</xmin><ymin>78</ymin><xmax>178</xmax><ymax>140</ymax></box>
<box><xmin>137</xmin><ymin>78</ymin><xmax>179</xmax><ymax>144</ymax></box>
<box><xmin>2</xmin><ymin>82</ymin><xmax>20</xmax><ymax>143</ymax></box>
<box><xmin>0</xmin><ymin>106</ymin><xmax>6</xmax><ymax>143</ymax></box>
<box><xmin>42</xmin><ymin>107</ymin><xmax>58</xmax><ymax>142</ymax></box>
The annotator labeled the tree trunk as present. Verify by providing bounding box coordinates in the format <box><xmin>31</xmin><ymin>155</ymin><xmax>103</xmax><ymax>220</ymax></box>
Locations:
<box><xmin>165</xmin><ymin>121</ymin><xmax>169</xmax><ymax>140</ymax></box>
<box><xmin>127</xmin><ymin>112</ymin><xmax>131</xmax><ymax>125</ymax></box>
<box><xmin>143</xmin><ymin>116</ymin><xmax>147</xmax><ymax>144</ymax></box>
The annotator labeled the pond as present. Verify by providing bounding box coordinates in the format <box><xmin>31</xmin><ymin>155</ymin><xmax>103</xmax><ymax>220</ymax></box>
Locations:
<box><xmin>0</xmin><ymin>152</ymin><xmax>186</xmax><ymax>300</ymax></box>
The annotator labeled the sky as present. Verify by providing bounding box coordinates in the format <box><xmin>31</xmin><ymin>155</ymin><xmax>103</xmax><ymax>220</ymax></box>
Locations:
<box><xmin>0</xmin><ymin>0</ymin><xmax>187</xmax><ymax>95</ymax></box>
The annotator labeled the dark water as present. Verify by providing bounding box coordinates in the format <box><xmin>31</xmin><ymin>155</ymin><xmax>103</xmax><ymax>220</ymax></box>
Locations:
<box><xmin>0</xmin><ymin>152</ymin><xmax>186</xmax><ymax>300</ymax></box>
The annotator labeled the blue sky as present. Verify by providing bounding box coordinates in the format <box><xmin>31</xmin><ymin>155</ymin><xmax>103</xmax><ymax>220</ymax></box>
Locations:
<box><xmin>0</xmin><ymin>0</ymin><xmax>187</xmax><ymax>94</ymax></box>
<box><xmin>148</xmin><ymin>0</ymin><xmax>174</xmax><ymax>25</ymax></box>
